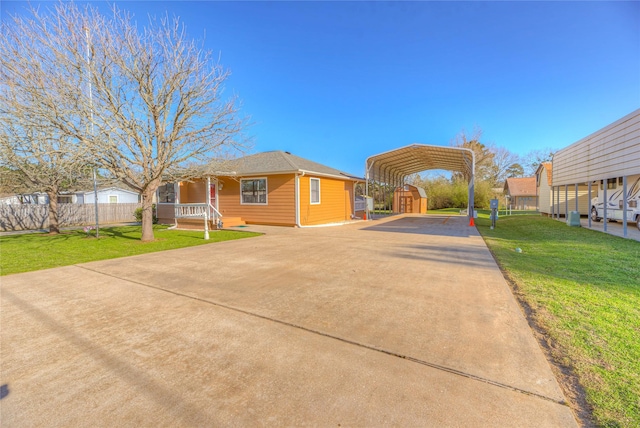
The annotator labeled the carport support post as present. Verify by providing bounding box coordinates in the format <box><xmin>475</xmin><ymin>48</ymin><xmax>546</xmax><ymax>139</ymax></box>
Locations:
<box><xmin>623</xmin><ymin>176</ymin><xmax>628</xmax><ymax>237</ymax></box>
<box><xmin>565</xmin><ymin>185</ymin><xmax>568</xmax><ymax>219</ymax></box>
<box><xmin>588</xmin><ymin>182</ymin><xmax>592</xmax><ymax>227</ymax></box>
<box><xmin>468</xmin><ymin>158</ymin><xmax>475</xmax><ymax>223</ymax></box>
<box><xmin>365</xmin><ymin>168</ymin><xmax>370</xmax><ymax>220</ymax></box>
<box><xmin>603</xmin><ymin>183</ymin><xmax>608</xmax><ymax>232</ymax></box>
<box><xmin>575</xmin><ymin>184</ymin><xmax>579</xmax><ymax>212</ymax></box>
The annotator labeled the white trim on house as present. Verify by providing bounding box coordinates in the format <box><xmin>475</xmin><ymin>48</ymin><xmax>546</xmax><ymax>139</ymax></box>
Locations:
<box><xmin>240</xmin><ymin>177</ymin><xmax>268</xmax><ymax>205</ymax></box>
<box><xmin>310</xmin><ymin>177</ymin><xmax>321</xmax><ymax>205</ymax></box>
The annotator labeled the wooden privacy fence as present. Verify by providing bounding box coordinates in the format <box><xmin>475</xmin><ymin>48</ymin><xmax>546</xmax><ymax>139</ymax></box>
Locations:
<box><xmin>0</xmin><ymin>203</ymin><xmax>142</xmax><ymax>231</ymax></box>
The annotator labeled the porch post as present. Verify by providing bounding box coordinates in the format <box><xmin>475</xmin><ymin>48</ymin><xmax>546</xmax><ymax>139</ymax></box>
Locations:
<box><xmin>206</xmin><ymin>176</ymin><xmax>211</xmax><ymax>207</ymax></box>
<box><xmin>173</xmin><ymin>182</ymin><xmax>180</xmax><ymax>227</ymax></box>
<box><xmin>203</xmin><ymin>210</ymin><xmax>209</xmax><ymax>240</ymax></box>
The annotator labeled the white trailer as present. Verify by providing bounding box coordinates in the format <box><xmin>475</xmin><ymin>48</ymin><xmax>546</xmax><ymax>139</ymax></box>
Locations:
<box><xmin>590</xmin><ymin>174</ymin><xmax>640</xmax><ymax>231</ymax></box>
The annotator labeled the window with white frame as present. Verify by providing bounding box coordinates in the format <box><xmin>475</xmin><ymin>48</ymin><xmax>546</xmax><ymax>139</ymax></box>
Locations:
<box><xmin>310</xmin><ymin>178</ymin><xmax>320</xmax><ymax>204</ymax></box>
<box><xmin>241</xmin><ymin>178</ymin><xmax>267</xmax><ymax>204</ymax></box>
<box><xmin>108</xmin><ymin>195</ymin><xmax>118</xmax><ymax>203</ymax></box>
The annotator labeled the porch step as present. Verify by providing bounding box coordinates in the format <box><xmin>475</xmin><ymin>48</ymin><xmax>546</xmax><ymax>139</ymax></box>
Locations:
<box><xmin>175</xmin><ymin>218</ymin><xmax>220</xmax><ymax>230</ymax></box>
<box><xmin>221</xmin><ymin>217</ymin><xmax>246</xmax><ymax>228</ymax></box>
<box><xmin>175</xmin><ymin>217</ymin><xmax>245</xmax><ymax>230</ymax></box>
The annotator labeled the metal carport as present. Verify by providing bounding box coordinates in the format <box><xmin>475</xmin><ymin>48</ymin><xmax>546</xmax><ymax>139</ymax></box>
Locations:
<box><xmin>365</xmin><ymin>144</ymin><xmax>475</xmax><ymax>221</ymax></box>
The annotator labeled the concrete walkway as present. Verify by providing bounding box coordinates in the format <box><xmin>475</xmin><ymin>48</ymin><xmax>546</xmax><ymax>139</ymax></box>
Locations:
<box><xmin>1</xmin><ymin>214</ymin><xmax>577</xmax><ymax>426</ymax></box>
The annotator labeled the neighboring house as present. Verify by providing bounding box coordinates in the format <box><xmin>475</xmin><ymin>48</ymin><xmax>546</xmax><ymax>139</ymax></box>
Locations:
<box><xmin>535</xmin><ymin>162</ymin><xmax>589</xmax><ymax>216</ymax></box>
<box><xmin>0</xmin><ymin>187</ymin><xmax>140</xmax><ymax>205</ymax></box>
<box><xmin>75</xmin><ymin>187</ymin><xmax>140</xmax><ymax>204</ymax></box>
<box><xmin>157</xmin><ymin>151</ymin><xmax>363</xmax><ymax>228</ymax></box>
<box><xmin>503</xmin><ymin>177</ymin><xmax>538</xmax><ymax>210</ymax></box>
<box><xmin>535</xmin><ymin>162</ymin><xmax>553</xmax><ymax>214</ymax></box>
<box><xmin>0</xmin><ymin>193</ymin><xmax>47</xmax><ymax>205</ymax></box>
<box><xmin>393</xmin><ymin>184</ymin><xmax>427</xmax><ymax>214</ymax></box>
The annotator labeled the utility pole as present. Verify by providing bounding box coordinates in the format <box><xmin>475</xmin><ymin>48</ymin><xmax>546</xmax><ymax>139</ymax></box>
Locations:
<box><xmin>85</xmin><ymin>26</ymin><xmax>99</xmax><ymax>238</ymax></box>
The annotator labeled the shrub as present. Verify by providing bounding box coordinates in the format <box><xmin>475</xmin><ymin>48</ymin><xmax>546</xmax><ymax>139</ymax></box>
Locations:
<box><xmin>134</xmin><ymin>205</ymin><xmax>158</xmax><ymax>224</ymax></box>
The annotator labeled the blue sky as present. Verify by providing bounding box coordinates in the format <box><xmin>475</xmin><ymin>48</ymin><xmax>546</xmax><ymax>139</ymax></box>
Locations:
<box><xmin>2</xmin><ymin>1</ymin><xmax>639</xmax><ymax>176</ymax></box>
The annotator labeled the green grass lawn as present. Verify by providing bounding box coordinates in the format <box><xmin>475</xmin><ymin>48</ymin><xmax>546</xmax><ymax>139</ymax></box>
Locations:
<box><xmin>429</xmin><ymin>208</ymin><xmax>539</xmax><ymax>216</ymax></box>
<box><xmin>428</xmin><ymin>207</ymin><xmax>465</xmax><ymax>215</ymax></box>
<box><xmin>476</xmin><ymin>214</ymin><xmax>640</xmax><ymax>427</ymax></box>
<box><xmin>0</xmin><ymin>225</ymin><xmax>261</xmax><ymax>276</ymax></box>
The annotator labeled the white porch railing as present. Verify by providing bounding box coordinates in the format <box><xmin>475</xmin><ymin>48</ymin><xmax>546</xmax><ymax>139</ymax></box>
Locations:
<box><xmin>174</xmin><ymin>203</ymin><xmax>223</xmax><ymax>230</ymax></box>
<box><xmin>175</xmin><ymin>203</ymin><xmax>221</xmax><ymax>218</ymax></box>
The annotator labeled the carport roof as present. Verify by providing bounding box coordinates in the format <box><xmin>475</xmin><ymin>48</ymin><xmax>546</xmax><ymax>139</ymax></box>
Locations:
<box><xmin>366</xmin><ymin>144</ymin><xmax>474</xmax><ymax>183</ymax></box>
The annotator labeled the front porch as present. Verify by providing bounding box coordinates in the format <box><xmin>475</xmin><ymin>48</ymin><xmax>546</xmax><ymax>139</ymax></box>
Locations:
<box><xmin>172</xmin><ymin>203</ymin><xmax>246</xmax><ymax>230</ymax></box>
<box><xmin>156</xmin><ymin>178</ymin><xmax>246</xmax><ymax>230</ymax></box>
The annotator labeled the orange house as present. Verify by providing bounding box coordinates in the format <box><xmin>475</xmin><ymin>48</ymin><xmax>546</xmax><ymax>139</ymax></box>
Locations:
<box><xmin>392</xmin><ymin>184</ymin><xmax>427</xmax><ymax>214</ymax></box>
<box><xmin>157</xmin><ymin>151</ymin><xmax>363</xmax><ymax>228</ymax></box>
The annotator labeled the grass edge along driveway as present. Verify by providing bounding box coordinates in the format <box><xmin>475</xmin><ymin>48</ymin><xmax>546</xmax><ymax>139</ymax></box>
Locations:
<box><xmin>0</xmin><ymin>225</ymin><xmax>261</xmax><ymax>276</ymax></box>
<box><xmin>476</xmin><ymin>214</ymin><xmax>639</xmax><ymax>428</ymax></box>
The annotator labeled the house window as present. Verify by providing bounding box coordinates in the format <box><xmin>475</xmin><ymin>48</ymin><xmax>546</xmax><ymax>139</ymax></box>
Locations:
<box><xmin>109</xmin><ymin>195</ymin><xmax>118</xmax><ymax>204</ymax></box>
<box><xmin>158</xmin><ymin>183</ymin><xmax>176</xmax><ymax>203</ymax></box>
<box><xmin>310</xmin><ymin>178</ymin><xmax>320</xmax><ymax>204</ymax></box>
<box><xmin>57</xmin><ymin>195</ymin><xmax>73</xmax><ymax>204</ymax></box>
<box><xmin>241</xmin><ymin>178</ymin><xmax>267</xmax><ymax>204</ymax></box>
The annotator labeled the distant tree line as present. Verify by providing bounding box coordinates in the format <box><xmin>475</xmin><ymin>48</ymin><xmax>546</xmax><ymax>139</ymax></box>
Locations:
<box><xmin>411</xmin><ymin>128</ymin><xmax>556</xmax><ymax>210</ymax></box>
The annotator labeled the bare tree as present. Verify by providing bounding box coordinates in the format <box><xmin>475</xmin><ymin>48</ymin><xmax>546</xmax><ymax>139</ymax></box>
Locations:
<box><xmin>488</xmin><ymin>146</ymin><xmax>521</xmax><ymax>185</ymax></box>
<box><xmin>0</xmin><ymin>9</ymin><xmax>93</xmax><ymax>233</ymax></box>
<box><xmin>1</xmin><ymin>2</ymin><xmax>246</xmax><ymax>241</ymax></box>
<box><xmin>451</xmin><ymin>127</ymin><xmax>495</xmax><ymax>182</ymax></box>
<box><xmin>522</xmin><ymin>147</ymin><xmax>556</xmax><ymax>176</ymax></box>
<box><xmin>0</xmin><ymin>122</ymin><xmax>92</xmax><ymax>233</ymax></box>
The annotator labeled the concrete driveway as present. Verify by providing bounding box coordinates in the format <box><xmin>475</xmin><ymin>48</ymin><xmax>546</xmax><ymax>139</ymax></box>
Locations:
<box><xmin>1</xmin><ymin>214</ymin><xmax>577</xmax><ymax>426</ymax></box>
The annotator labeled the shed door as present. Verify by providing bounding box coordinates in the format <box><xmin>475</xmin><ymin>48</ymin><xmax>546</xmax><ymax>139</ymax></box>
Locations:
<box><xmin>400</xmin><ymin>197</ymin><xmax>412</xmax><ymax>213</ymax></box>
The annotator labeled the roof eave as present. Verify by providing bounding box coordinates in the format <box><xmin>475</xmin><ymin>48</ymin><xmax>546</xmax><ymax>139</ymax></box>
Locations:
<box><xmin>219</xmin><ymin>169</ymin><xmax>362</xmax><ymax>182</ymax></box>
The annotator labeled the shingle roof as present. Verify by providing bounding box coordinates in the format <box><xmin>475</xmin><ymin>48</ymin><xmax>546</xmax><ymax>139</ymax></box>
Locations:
<box><xmin>222</xmin><ymin>151</ymin><xmax>361</xmax><ymax>180</ymax></box>
<box><xmin>504</xmin><ymin>177</ymin><xmax>536</xmax><ymax>196</ymax></box>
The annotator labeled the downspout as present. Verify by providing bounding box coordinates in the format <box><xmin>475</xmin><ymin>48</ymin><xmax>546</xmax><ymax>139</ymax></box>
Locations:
<box><xmin>295</xmin><ymin>171</ymin><xmax>305</xmax><ymax>227</ymax></box>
